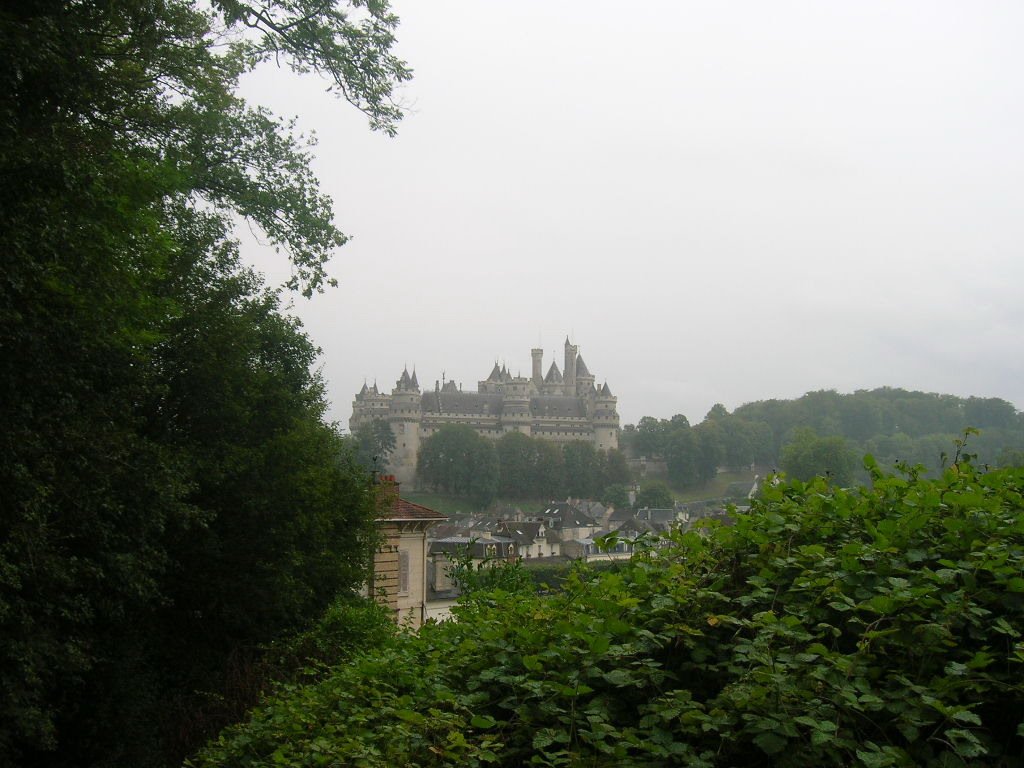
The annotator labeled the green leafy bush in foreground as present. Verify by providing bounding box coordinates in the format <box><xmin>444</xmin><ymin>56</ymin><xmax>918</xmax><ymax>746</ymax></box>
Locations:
<box><xmin>195</xmin><ymin>456</ymin><xmax>1024</xmax><ymax>767</ymax></box>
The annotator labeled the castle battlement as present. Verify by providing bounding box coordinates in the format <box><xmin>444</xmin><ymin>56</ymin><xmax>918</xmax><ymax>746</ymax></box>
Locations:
<box><xmin>351</xmin><ymin>337</ymin><xmax>620</xmax><ymax>484</ymax></box>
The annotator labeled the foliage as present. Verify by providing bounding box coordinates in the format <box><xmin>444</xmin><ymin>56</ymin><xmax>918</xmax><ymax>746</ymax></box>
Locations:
<box><xmin>562</xmin><ymin>441</ymin><xmax>603</xmax><ymax>497</ymax></box>
<box><xmin>195</xmin><ymin>456</ymin><xmax>1024</xmax><ymax>767</ymax></box>
<box><xmin>423</xmin><ymin>429</ymin><xmax>630</xmax><ymax>505</ymax></box>
<box><xmin>444</xmin><ymin>545</ymin><xmax>535</xmax><ymax>596</ymax></box>
<box><xmin>626</xmin><ymin>390</ymin><xmax>1022</xmax><ymax>484</ymax></box>
<box><xmin>634</xmin><ymin>480</ymin><xmax>674</xmax><ymax>509</ymax></box>
<box><xmin>265</xmin><ymin>597</ymin><xmax>397</xmax><ymax>681</ymax></box>
<box><xmin>352</xmin><ymin>418</ymin><xmax>398</xmax><ymax>471</ymax></box>
<box><xmin>496</xmin><ymin>431</ymin><xmax>566</xmax><ymax>499</ymax></box>
<box><xmin>417</xmin><ymin>425</ymin><xmax>500</xmax><ymax>506</ymax></box>
<box><xmin>780</xmin><ymin>428</ymin><xmax>859</xmax><ymax>485</ymax></box>
<box><xmin>733</xmin><ymin>388</ymin><xmax>1023</xmax><ymax>465</ymax></box>
<box><xmin>0</xmin><ymin>0</ymin><xmax>409</xmax><ymax>765</ymax></box>
<box><xmin>601</xmin><ymin>483</ymin><xmax>631</xmax><ymax>509</ymax></box>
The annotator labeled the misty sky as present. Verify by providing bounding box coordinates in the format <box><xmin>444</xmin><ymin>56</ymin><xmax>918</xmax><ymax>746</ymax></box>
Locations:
<box><xmin>238</xmin><ymin>1</ymin><xmax>1024</xmax><ymax>427</ymax></box>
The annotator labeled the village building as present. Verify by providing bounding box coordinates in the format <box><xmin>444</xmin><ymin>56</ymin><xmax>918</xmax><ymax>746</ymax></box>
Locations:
<box><xmin>368</xmin><ymin>476</ymin><xmax>447</xmax><ymax>630</ymax></box>
<box><xmin>351</xmin><ymin>337</ymin><xmax>620</xmax><ymax>484</ymax></box>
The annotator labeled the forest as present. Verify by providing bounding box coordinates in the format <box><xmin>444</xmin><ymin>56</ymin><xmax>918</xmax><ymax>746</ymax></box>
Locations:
<box><xmin>621</xmin><ymin>388</ymin><xmax>1024</xmax><ymax>489</ymax></box>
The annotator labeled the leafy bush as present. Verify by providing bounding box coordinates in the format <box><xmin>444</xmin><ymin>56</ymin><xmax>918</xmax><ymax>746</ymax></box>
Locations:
<box><xmin>195</xmin><ymin>457</ymin><xmax>1024</xmax><ymax>767</ymax></box>
<box><xmin>265</xmin><ymin>597</ymin><xmax>397</xmax><ymax>681</ymax></box>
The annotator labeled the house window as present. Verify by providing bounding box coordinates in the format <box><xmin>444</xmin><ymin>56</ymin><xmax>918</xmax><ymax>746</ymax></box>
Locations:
<box><xmin>398</xmin><ymin>550</ymin><xmax>410</xmax><ymax>595</ymax></box>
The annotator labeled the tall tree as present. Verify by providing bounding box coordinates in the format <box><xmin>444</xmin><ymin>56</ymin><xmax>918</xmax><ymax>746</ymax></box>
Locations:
<box><xmin>417</xmin><ymin>426</ymin><xmax>498</xmax><ymax>506</ymax></box>
<box><xmin>780</xmin><ymin>429</ymin><xmax>858</xmax><ymax>485</ymax></box>
<box><xmin>0</xmin><ymin>1</ymin><xmax>410</xmax><ymax>765</ymax></box>
<box><xmin>353</xmin><ymin>419</ymin><xmax>398</xmax><ymax>471</ymax></box>
<box><xmin>563</xmin><ymin>441</ymin><xmax>602</xmax><ymax>498</ymax></box>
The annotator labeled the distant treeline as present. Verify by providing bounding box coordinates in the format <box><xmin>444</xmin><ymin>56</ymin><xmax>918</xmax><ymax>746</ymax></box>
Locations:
<box><xmin>622</xmin><ymin>388</ymin><xmax>1024</xmax><ymax>487</ymax></box>
<box><xmin>415</xmin><ymin>426</ymin><xmax>632</xmax><ymax>506</ymax></box>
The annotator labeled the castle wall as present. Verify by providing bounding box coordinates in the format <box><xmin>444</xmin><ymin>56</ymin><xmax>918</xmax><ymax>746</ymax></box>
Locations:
<box><xmin>352</xmin><ymin>341</ymin><xmax>620</xmax><ymax>487</ymax></box>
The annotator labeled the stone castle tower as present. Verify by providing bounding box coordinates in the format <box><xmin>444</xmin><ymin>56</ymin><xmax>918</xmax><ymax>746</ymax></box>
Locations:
<box><xmin>351</xmin><ymin>337</ymin><xmax>620</xmax><ymax>484</ymax></box>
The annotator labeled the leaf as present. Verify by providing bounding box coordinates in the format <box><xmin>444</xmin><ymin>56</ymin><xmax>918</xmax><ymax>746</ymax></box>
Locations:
<box><xmin>753</xmin><ymin>731</ymin><xmax>787</xmax><ymax>755</ymax></box>
<box><xmin>394</xmin><ymin>709</ymin><xmax>425</xmax><ymax>725</ymax></box>
<box><xmin>522</xmin><ymin>655</ymin><xmax>541</xmax><ymax>672</ymax></box>
<box><xmin>604</xmin><ymin>668</ymin><xmax>635</xmax><ymax>686</ymax></box>
<box><xmin>1006</xmin><ymin>577</ymin><xmax>1024</xmax><ymax>593</ymax></box>
<box><xmin>471</xmin><ymin>714</ymin><xmax>497</xmax><ymax>729</ymax></box>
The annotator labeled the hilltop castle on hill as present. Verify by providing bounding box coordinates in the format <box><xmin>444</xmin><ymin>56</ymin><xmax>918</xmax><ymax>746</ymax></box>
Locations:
<box><xmin>351</xmin><ymin>337</ymin><xmax>620</xmax><ymax>484</ymax></box>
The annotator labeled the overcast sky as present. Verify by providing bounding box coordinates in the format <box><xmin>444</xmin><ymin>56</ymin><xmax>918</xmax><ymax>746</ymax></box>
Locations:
<box><xmin>238</xmin><ymin>1</ymin><xmax>1024</xmax><ymax>427</ymax></box>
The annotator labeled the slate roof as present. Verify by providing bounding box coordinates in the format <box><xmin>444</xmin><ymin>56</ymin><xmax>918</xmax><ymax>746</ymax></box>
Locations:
<box><xmin>421</xmin><ymin>391</ymin><xmax>506</xmax><ymax>416</ymax></box>
<box><xmin>634</xmin><ymin>507</ymin><xmax>678</xmax><ymax>525</ymax></box>
<box><xmin>538</xmin><ymin>503</ymin><xmax>598</xmax><ymax>529</ymax></box>
<box><xmin>575</xmin><ymin>354</ymin><xmax>591</xmax><ymax>377</ymax></box>
<box><xmin>531</xmin><ymin>396</ymin><xmax>584</xmax><ymax>418</ymax></box>
<box><xmin>396</xmin><ymin>367</ymin><xmax>418</xmax><ymax>390</ymax></box>
<box><xmin>496</xmin><ymin>521</ymin><xmax>544</xmax><ymax>544</ymax></box>
<box><xmin>614</xmin><ymin>517</ymin><xmax>661</xmax><ymax>535</ymax></box>
<box><xmin>544</xmin><ymin>361</ymin><xmax>563</xmax><ymax>383</ymax></box>
<box><xmin>600</xmin><ymin>382</ymin><xmax>613</xmax><ymax>396</ymax></box>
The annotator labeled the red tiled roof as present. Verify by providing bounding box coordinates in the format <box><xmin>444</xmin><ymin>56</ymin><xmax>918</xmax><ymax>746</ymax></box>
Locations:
<box><xmin>378</xmin><ymin>496</ymin><xmax>448</xmax><ymax>523</ymax></box>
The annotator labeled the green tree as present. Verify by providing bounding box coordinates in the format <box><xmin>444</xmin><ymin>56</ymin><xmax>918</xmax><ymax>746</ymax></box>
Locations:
<box><xmin>495</xmin><ymin>432</ymin><xmax>567</xmax><ymax>499</ymax></box>
<box><xmin>634</xmin><ymin>415</ymin><xmax>670</xmax><ymax>457</ymax></box>
<box><xmin>780</xmin><ymin>428</ymin><xmax>858</xmax><ymax>485</ymax></box>
<box><xmin>601</xmin><ymin>483</ymin><xmax>630</xmax><ymax>509</ymax></box>
<box><xmin>599</xmin><ymin>448</ymin><xmax>632</xmax><ymax>488</ymax></box>
<box><xmin>634</xmin><ymin>480</ymin><xmax>674</xmax><ymax>509</ymax></box>
<box><xmin>353</xmin><ymin>419</ymin><xmax>397</xmax><ymax>471</ymax></box>
<box><xmin>562</xmin><ymin>441</ymin><xmax>602</xmax><ymax>498</ymax></box>
<box><xmin>693</xmin><ymin>420</ymin><xmax>725</xmax><ymax>484</ymax></box>
<box><xmin>664</xmin><ymin>424</ymin><xmax>699</xmax><ymax>489</ymax></box>
<box><xmin>417</xmin><ymin>426</ymin><xmax>498</xmax><ymax>506</ymax></box>
<box><xmin>0</xmin><ymin>0</ymin><xmax>410</xmax><ymax>764</ymax></box>
<box><xmin>496</xmin><ymin>431</ymin><xmax>537</xmax><ymax>497</ymax></box>
<box><xmin>533</xmin><ymin>439</ymin><xmax>568</xmax><ymax>499</ymax></box>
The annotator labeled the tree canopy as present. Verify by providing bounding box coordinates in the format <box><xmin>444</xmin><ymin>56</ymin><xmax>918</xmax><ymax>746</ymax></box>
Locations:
<box><xmin>1</xmin><ymin>1</ymin><xmax>410</xmax><ymax>765</ymax></box>
<box><xmin>623</xmin><ymin>389</ymin><xmax>1023</xmax><ymax>490</ymax></box>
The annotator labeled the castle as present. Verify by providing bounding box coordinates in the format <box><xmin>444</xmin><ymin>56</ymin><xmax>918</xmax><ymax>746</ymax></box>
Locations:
<box><xmin>351</xmin><ymin>338</ymin><xmax>620</xmax><ymax>484</ymax></box>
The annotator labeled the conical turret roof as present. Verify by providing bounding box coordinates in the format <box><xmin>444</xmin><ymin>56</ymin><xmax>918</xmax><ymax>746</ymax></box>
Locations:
<box><xmin>601</xmin><ymin>381</ymin><xmax>613</xmax><ymax>396</ymax></box>
<box><xmin>544</xmin><ymin>360</ymin><xmax>563</xmax><ymax>383</ymax></box>
<box><xmin>487</xmin><ymin>362</ymin><xmax>501</xmax><ymax>381</ymax></box>
<box><xmin>410</xmin><ymin>368</ymin><xmax>419</xmax><ymax>390</ymax></box>
<box><xmin>575</xmin><ymin>353</ymin><xmax>591</xmax><ymax>377</ymax></box>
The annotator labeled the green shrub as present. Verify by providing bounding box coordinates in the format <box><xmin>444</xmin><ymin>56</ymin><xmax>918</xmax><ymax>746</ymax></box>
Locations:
<box><xmin>196</xmin><ymin>456</ymin><xmax>1024</xmax><ymax>767</ymax></box>
<box><xmin>266</xmin><ymin>596</ymin><xmax>397</xmax><ymax>680</ymax></box>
